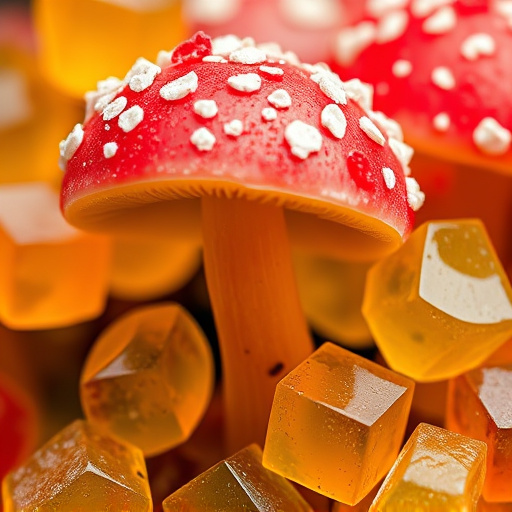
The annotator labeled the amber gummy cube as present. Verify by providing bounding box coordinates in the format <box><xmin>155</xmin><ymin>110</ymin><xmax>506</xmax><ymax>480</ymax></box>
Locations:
<box><xmin>33</xmin><ymin>0</ymin><xmax>186</xmax><ymax>98</ymax></box>
<box><xmin>263</xmin><ymin>342</ymin><xmax>414</xmax><ymax>505</ymax></box>
<box><xmin>370</xmin><ymin>423</ymin><xmax>487</xmax><ymax>511</ymax></box>
<box><xmin>2</xmin><ymin>420</ymin><xmax>152</xmax><ymax>511</ymax></box>
<box><xmin>0</xmin><ymin>182</ymin><xmax>110</xmax><ymax>329</ymax></box>
<box><xmin>81</xmin><ymin>302</ymin><xmax>214</xmax><ymax>457</ymax></box>
<box><xmin>162</xmin><ymin>444</ymin><xmax>312</xmax><ymax>511</ymax></box>
<box><xmin>363</xmin><ymin>219</ymin><xmax>512</xmax><ymax>382</ymax></box>
<box><xmin>447</xmin><ymin>364</ymin><xmax>512</xmax><ymax>502</ymax></box>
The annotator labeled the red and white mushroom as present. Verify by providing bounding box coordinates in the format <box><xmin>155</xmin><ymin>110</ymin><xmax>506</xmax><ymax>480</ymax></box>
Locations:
<box><xmin>60</xmin><ymin>32</ymin><xmax>422</xmax><ymax>452</ymax></box>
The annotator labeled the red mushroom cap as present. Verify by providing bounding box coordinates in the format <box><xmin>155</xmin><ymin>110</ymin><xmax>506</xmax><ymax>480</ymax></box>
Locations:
<box><xmin>60</xmin><ymin>32</ymin><xmax>422</xmax><ymax>258</ymax></box>
<box><xmin>331</xmin><ymin>1</ymin><xmax>512</xmax><ymax>174</ymax></box>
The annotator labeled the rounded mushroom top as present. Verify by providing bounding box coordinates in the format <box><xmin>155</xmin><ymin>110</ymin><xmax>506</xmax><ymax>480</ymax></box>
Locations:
<box><xmin>60</xmin><ymin>32</ymin><xmax>422</xmax><ymax>257</ymax></box>
<box><xmin>331</xmin><ymin>0</ymin><xmax>512</xmax><ymax>174</ymax></box>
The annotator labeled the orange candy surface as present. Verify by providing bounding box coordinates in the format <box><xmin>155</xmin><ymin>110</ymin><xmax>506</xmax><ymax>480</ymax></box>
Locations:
<box><xmin>80</xmin><ymin>302</ymin><xmax>214</xmax><ymax>456</ymax></box>
<box><xmin>162</xmin><ymin>444</ymin><xmax>313</xmax><ymax>511</ymax></box>
<box><xmin>370</xmin><ymin>423</ymin><xmax>487</xmax><ymax>511</ymax></box>
<box><xmin>0</xmin><ymin>182</ymin><xmax>110</xmax><ymax>329</ymax></box>
<box><xmin>2</xmin><ymin>420</ymin><xmax>152</xmax><ymax>511</ymax></box>
<box><xmin>263</xmin><ymin>342</ymin><xmax>414</xmax><ymax>505</ymax></box>
<box><xmin>447</xmin><ymin>364</ymin><xmax>512</xmax><ymax>502</ymax></box>
<box><xmin>364</xmin><ymin>219</ymin><xmax>512</xmax><ymax>382</ymax></box>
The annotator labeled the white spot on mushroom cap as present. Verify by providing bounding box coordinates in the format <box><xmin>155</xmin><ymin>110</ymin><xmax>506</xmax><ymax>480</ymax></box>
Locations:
<box><xmin>126</xmin><ymin>57</ymin><xmax>161</xmax><ymax>92</ymax></box>
<box><xmin>85</xmin><ymin>76</ymin><xmax>123</xmax><ymax>122</ymax></box>
<box><xmin>279</xmin><ymin>0</ymin><xmax>342</xmax><ymax>29</ymax></box>
<box><xmin>311</xmin><ymin>70</ymin><xmax>347</xmax><ymax>105</ymax></box>
<box><xmin>191</xmin><ymin>127</ymin><xmax>216</xmax><ymax>151</ymax></box>
<box><xmin>371</xmin><ymin>111</ymin><xmax>404</xmax><ymax>141</ymax></box>
<box><xmin>103</xmin><ymin>142</ymin><xmax>118</xmax><ymax>159</ymax></box>
<box><xmin>202</xmin><ymin>55</ymin><xmax>228</xmax><ymax>63</ymax></box>
<box><xmin>359</xmin><ymin>116</ymin><xmax>386</xmax><ymax>145</ymax></box>
<box><xmin>433</xmin><ymin>112</ymin><xmax>450</xmax><ymax>132</ymax></box>
<box><xmin>224</xmin><ymin>119</ymin><xmax>243</xmax><ymax>136</ymax></box>
<box><xmin>227</xmin><ymin>73</ymin><xmax>262</xmax><ymax>92</ymax></box>
<box><xmin>405</xmin><ymin>177</ymin><xmax>425</xmax><ymax>211</ymax></box>
<box><xmin>389</xmin><ymin>139</ymin><xmax>414</xmax><ymax>174</ymax></box>
<box><xmin>460</xmin><ymin>33</ymin><xmax>496</xmax><ymax>60</ymax></box>
<box><xmin>59</xmin><ymin>124</ymin><xmax>84</xmax><ymax>170</ymax></box>
<box><xmin>473</xmin><ymin>117</ymin><xmax>512</xmax><ymax>155</ymax></box>
<box><xmin>212</xmin><ymin>35</ymin><xmax>244</xmax><ymax>56</ymax></box>
<box><xmin>366</xmin><ymin>0</ymin><xmax>408</xmax><ymax>18</ymax></box>
<box><xmin>262</xmin><ymin>107</ymin><xmax>277</xmax><ymax>121</ymax></box>
<box><xmin>376</xmin><ymin>10</ymin><xmax>409</xmax><ymax>44</ymax></box>
<box><xmin>229</xmin><ymin>47</ymin><xmax>267</xmax><ymax>64</ymax></box>
<box><xmin>259</xmin><ymin>65</ymin><xmax>284</xmax><ymax>76</ymax></box>
<box><xmin>194</xmin><ymin>99</ymin><xmax>218</xmax><ymax>119</ymax></box>
<box><xmin>267</xmin><ymin>89</ymin><xmax>292</xmax><ymax>109</ymax></box>
<box><xmin>118</xmin><ymin>105</ymin><xmax>144</xmax><ymax>133</ymax></box>
<box><xmin>411</xmin><ymin>0</ymin><xmax>454</xmax><ymax>18</ymax></box>
<box><xmin>102</xmin><ymin>96</ymin><xmax>127</xmax><ymax>121</ymax></box>
<box><xmin>334</xmin><ymin>22</ymin><xmax>377</xmax><ymax>67</ymax></box>
<box><xmin>321</xmin><ymin>104</ymin><xmax>347</xmax><ymax>139</ymax></box>
<box><xmin>431</xmin><ymin>66</ymin><xmax>456</xmax><ymax>90</ymax></box>
<box><xmin>343</xmin><ymin>79</ymin><xmax>373</xmax><ymax>111</ymax></box>
<box><xmin>392</xmin><ymin>59</ymin><xmax>412</xmax><ymax>78</ymax></box>
<box><xmin>284</xmin><ymin>120</ymin><xmax>323</xmax><ymax>159</ymax></box>
<box><xmin>382</xmin><ymin>167</ymin><xmax>396</xmax><ymax>189</ymax></box>
<box><xmin>160</xmin><ymin>71</ymin><xmax>199</xmax><ymax>101</ymax></box>
<box><xmin>422</xmin><ymin>6</ymin><xmax>457</xmax><ymax>34</ymax></box>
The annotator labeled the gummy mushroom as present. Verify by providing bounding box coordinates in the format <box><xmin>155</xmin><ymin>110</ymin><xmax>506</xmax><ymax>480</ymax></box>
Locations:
<box><xmin>60</xmin><ymin>32</ymin><xmax>422</xmax><ymax>452</ymax></box>
<box><xmin>331</xmin><ymin>0</ymin><xmax>512</xmax><ymax>259</ymax></box>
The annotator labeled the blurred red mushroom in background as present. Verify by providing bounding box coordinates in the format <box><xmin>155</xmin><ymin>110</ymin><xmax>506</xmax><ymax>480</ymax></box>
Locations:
<box><xmin>59</xmin><ymin>32</ymin><xmax>422</xmax><ymax>453</ymax></box>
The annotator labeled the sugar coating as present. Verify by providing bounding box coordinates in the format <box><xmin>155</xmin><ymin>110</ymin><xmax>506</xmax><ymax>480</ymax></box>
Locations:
<box><xmin>460</xmin><ymin>33</ymin><xmax>496</xmax><ymax>60</ymax></box>
<box><xmin>334</xmin><ymin>22</ymin><xmax>377</xmax><ymax>67</ymax></box>
<box><xmin>382</xmin><ymin>167</ymin><xmax>396</xmax><ymax>189</ymax></box>
<box><xmin>118</xmin><ymin>106</ymin><xmax>144</xmax><ymax>133</ymax></box>
<box><xmin>227</xmin><ymin>73</ymin><xmax>262</xmax><ymax>92</ymax></box>
<box><xmin>223</xmin><ymin>119</ymin><xmax>243</xmax><ymax>136</ymax></box>
<box><xmin>202</xmin><ymin>55</ymin><xmax>228</xmax><ymax>63</ymax></box>
<box><xmin>311</xmin><ymin>71</ymin><xmax>347</xmax><ymax>105</ymax></box>
<box><xmin>392</xmin><ymin>59</ymin><xmax>412</xmax><ymax>78</ymax></box>
<box><xmin>229</xmin><ymin>47</ymin><xmax>267</xmax><ymax>64</ymax></box>
<box><xmin>343</xmin><ymin>79</ymin><xmax>373</xmax><ymax>111</ymax></box>
<box><xmin>431</xmin><ymin>66</ymin><xmax>456</xmax><ymax>90</ymax></box>
<box><xmin>262</xmin><ymin>107</ymin><xmax>277</xmax><ymax>121</ymax></box>
<box><xmin>191</xmin><ymin>127</ymin><xmax>216</xmax><ymax>151</ymax></box>
<box><xmin>359</xmin><ymin>116</ymin><xmax>386</xmax><ymax>145</ymax></box>
<box><xmin>372</xmin><ymin>111</ymin><xmax>403</xmax><ymax>141</ymax></box>
<box><xmin>321</xmin><ymin>104</ymin><xmax>347</xmax><ymax>139</ymax></box>
<box><xmin>102</xmin><ymin>96</ymin><xmax>127</xmax><ymax>121</ymax></box>
<box><xmin>284</xmin><ymin>120</ymin><xmax>323</xmax><ymax>159</ymax></box>
<box><xmin>193</xmin><ymin>100</ymin><xmax>218</xmax><ymax>119</ymax></box>
<box><xmin>389</xmin><ymin>139</ymin><xmax>414</xmax><ymax>174</ymax></box>
<box><xmin>422</xmin><ymin>6</ymin><xmax>457</xmax><ymax>34</ymax></box>
<box><xmin>259</xmin><ymin>65</ymin><xmax>284</xmax><ymax>76</ymax></box>
<box><xmin>160</xmin><ymin>72</ymin><xmax>199</xmax><ymax>101</ymax></box>
<box><xmin>59</xmin><ymin>124</ymin><xmax>84</xmax><ymax>165</ymax></box>
<box><xmin>376</xmin><ymin>10</ymin><xmax>409</xmax><ymax>44</ymax></box>
<box><xmin>103</xmin><ymin>142</ymin><xmax>118</xmax><ymax>159</ymax></box>
<box><xmin>212</xmin><ymin>35</ymin><xmax>244</xmax><ymax>56</ymax></box>
<box><xmin>267</xmin><ymin>89</ymin><xmax>292</xmax><ymax>109</ymax></box>
<box><xmin>405</xmin><ymin>177</ymin><xmax>425</xmax><ymax>211</ymax></box>
<box><xmin>433</xmin><ymin>112</ymin><xmax>451</xmax><ymax>132</ymax></box>
<box><xmin>127</xmin><ymin>58</ymin><xmax>161</xmax><ymax>93</ymax></box>
<box><xmin>473</xmin><ymin>117</ymin><xmax>512</xmax><ymax>155</ymax></box>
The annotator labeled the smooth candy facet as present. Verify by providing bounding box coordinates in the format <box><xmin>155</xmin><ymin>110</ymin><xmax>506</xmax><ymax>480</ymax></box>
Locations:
<box><xmin>363</xmin><ymin>219</ymin><xmax>512</xmax><ymax>382</ymax></box>
<box><xmin>80</xmin><ymin>302</ymin><xmax>214</xmax><ymax>456</ymax></box>
<box><xmin>447</xmin><ymin>364</ymin><xmax>512</xmax><ymax>502</ymax></box>
<box><xmin>263</xmin><ymin>342</ymin><xmax>414</xmax><ymax>505</ymax></box>
<box><xmin>162</xmin><ymin>444</ymin><xmax>313</xmax><ymax>512</ymax></box>
<box><xmin>370</xmin><ymin>423</ymin><xmax>487</xmax><ymax>511</ymax></box>
<box><xmin>0</xmin><ymin>182</ymin><xmax>110</xmax><ymax>329</ymax></box>
<box><xmin>1</xmin><ymin>420</ymin><xmax>152</xmax><ymax>511</ymax></box>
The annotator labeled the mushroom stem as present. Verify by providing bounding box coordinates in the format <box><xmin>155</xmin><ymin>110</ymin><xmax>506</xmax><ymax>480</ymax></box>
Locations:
<box><xmin>202</xmin><ymin>196</ymin><xmax>314</xmax><ymax>453</ymax></box>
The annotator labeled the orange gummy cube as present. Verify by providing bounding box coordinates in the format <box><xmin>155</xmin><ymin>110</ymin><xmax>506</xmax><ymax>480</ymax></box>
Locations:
<box><xmin>162</xmin><ymin>444</ymin><xmax>313</xmax><ymax>511</ymax></box>
<box><xmin>81</xmin><ymin>303</ymin><xmax>214</xmax><ymax>457</ymax></box>
<box><xmin>263</xmin><ymin>342</ymin><xmax>414</xmax><ymax>505</ymax></box>
<box><xmin>33</xmin><ymin>0</ymin><xmax>187</xmax><ymax>98</ymax></box>
<box><xmin>447</xmin><ymin>364</ymin><xmax>512</xmax><ymax>502</ymax></box>
<box><xmin>370</xmin><ymin>423</ymin><xmax>487</xmax><ymax>511</ymax></box>
<box><xmin>363</xmin><ymin>219</ymin><xmax>512</xmax><ymax>382</ymax></box>
<box><xmin>0</xmin><ymin>182</ymin><xmax>110</xmax><ymax>329</ymax></box>
<box><xmin>2</xmin><ymin>420</ymin><xmax>152</xmax><ymax>511</ymax></box>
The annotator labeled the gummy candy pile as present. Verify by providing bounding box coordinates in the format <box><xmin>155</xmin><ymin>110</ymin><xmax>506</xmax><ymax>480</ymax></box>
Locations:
<box><xmin>1</xmin><ymin>1</ymin><xmax>512</xmax><ymax>511</ymax></box>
